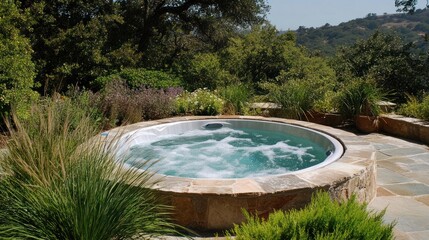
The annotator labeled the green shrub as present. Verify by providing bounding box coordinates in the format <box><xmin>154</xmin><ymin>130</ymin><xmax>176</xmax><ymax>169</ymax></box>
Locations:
<box><xmin>0</xmin><ymin>100</ymin><xmax>177</xmax><ymax>239</ymax></box>
<box><xmin>420</xmin><ymin>95</ymin><xmax>429</xmax><ymax>120</ymax></box>
<box><xmin>336</xmin><ymin>78</ymin><xmax>385</xmax><ymax>119</ymax></box>
<box><xmin>218</xmin><ymin>83</ymin><xmax>252</xmax><ymax>114</ymax></box>
<box><xmin>94</xmin><ymin>68</ymin><xmax>182</xmax><ymax>90</ymax></box>
<box><xmin>334</xmin><ymin>31</ymin><xmax>422</xmax><ymax>102</ymax></box>
<box><xmin>313</xmin><ymin>90</ymin><xmax>338</xmax><ymax>113</ymax></box>
<box><xmin>176</xmin><ymin>88</ymin><xmax>224</xmax><ymax>115</ymax></box>
<box><xmin>398</xmin><ymin>94</ymin><xmax>422</xmax><ymax>118</ymax></box>
<box><xmin>0</xmin><ymin>0</ymin><xmax>39</xmax><ymax>120</ymax></box>
<box><xmin>181</xmin><ymin>53</ymin><xmax>235</xmax><ymax>91</ymax></box>
<box><xmin>227</xmin><ymin>191</ymin><xmax>394</xmax><ymax>240</ymax></box>
<box><xmin>399</xmin><ymin>94</ymin><xmax>429</xmax><ymax>120</ymax></box>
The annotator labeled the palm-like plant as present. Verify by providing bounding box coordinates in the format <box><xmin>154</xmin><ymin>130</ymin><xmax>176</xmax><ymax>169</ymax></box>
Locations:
<box><xmin>0</xmin><ymin>99</ymin><xmax>177</xmax><ymax>239</ymax></box>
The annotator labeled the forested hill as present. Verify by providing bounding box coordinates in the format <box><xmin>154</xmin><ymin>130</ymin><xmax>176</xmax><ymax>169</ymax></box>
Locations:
<box><xmin>293</xmin><ymin>8</ymin><xmax>429</xmax><ymax>56</ymax></box>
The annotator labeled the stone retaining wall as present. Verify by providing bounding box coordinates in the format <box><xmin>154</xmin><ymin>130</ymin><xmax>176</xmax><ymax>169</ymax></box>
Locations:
<box><xmin>380</xmin><ymin>114</ymin><xmax>429</xmax><ymax>145</ymax></box>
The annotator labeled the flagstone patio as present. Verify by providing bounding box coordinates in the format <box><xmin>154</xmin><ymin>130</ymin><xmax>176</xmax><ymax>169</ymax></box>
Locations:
<box><xmin>364</xmin><ymin>133</ymin><xmax>429</xmax><ymax>240</ymax></box>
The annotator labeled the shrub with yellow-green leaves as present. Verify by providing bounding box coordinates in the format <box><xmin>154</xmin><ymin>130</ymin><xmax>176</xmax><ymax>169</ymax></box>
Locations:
<box><xmin>176</xmin><ymin>88</ymin><xmax>224</xmax><ymax>116</ymax></box>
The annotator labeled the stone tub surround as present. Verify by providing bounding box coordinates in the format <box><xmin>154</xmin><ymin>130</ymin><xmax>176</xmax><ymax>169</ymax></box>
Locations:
<box><xmin>103</xmin><ymin>116</ymin><xmax>376</xmax><ymax>231</ymax></box>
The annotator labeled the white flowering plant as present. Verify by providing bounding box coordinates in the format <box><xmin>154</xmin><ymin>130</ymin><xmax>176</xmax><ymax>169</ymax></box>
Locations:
<box><xmin>175</xmin><ymin>88</ymin><xmax>224</xmax><ymax>115</ymax></box>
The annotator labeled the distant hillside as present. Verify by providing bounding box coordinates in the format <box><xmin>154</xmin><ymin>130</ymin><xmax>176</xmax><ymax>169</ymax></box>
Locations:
<box><xmin>293</xmin><ymin>8</ymin><xmax>429</xmax><ymax>56</ymax></box>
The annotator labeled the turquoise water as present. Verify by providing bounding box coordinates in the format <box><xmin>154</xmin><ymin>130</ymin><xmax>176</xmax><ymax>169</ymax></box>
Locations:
<box><xmin>125</xmin><ymin>127</ymin><xmax>327</xmax><ymax>178</ymax></box>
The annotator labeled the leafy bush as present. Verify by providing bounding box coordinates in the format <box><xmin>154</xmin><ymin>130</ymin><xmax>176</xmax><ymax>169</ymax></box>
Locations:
<box><xmin>421</xmin><ymin>95</ymin><xmax>429</xmax><ymax>120</ymax></box>
<box><xmin>0</xmin><ymin>0</ymin><xmax>39</xmax><ymax>120</ymax></box>
<box><xmin>218</xmin><ymin>83</ymin><xmax>252</xmax><ymax>114</ymax></box>
<box><xmin>0</xmin><ymin>100</ymin><xmax>177</xmax><ymax>239</ymax></box>
<box><xmin>336</xmin><ymin>78</ymin><xmax>385</xmax><ymax>119</ymax></box>
<box><xmin>227</xmin><ymin>191</ymin><xmax>394</xmax><ymax>240</ymax></box>
<box><xmin>334</xmin><ymin>31</ymin><xmax>422</xmax><ymax>102</ymax></box>
<box><xmin>181</xmin><ymin>53</ymin><xmax>236</xmax><ymax>91</ymax></box>
<box><xmin>95</xmin><ymin>80</ymin><xmax>182</xmax><ymax>127</ymax></box>
<box><xmin>94</xmin><ymin>68</ymin><xmax>182</xmax><ymax>90</ymax></box>
<box><xmin>223</xmin><ymin>25</ymin><xmax>299</xmax><ymax>89</ymax></box>
<box><xmin>399</xmin><ymin>94</ymin><xmax>429</xmax><ymax>120</ymax></box>
<box><xmin>313</xmin><ymin>90</ymin><xmax>338</xmax><ymax>113</ymax></box>
<box><xmin>398</xmin><ymin>94</ymin><xmax>422</xmax><ymax>118</ymax></box>
<box><xmin>176</xmin><ymin>88</ymin><xmax>224</xmax><ymax>115</ymax></box>
<box><xmin>222</xmin><ymin>25</ymin><xmax>337</xmax><ymax>96</ymax></box>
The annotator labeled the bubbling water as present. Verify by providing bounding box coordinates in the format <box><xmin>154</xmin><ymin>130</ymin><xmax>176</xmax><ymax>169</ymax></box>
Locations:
<box><xmin>124</xmin><ymin>126</ymin><xmax>328</xmax><ymax>179</ymax></box>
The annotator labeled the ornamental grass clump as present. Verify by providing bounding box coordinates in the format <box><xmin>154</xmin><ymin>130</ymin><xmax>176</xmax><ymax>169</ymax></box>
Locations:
<box><xmin>218</xmin><ymin>83</ymin><xmax>252</xmax><ymax>115</ymax></box>
<box><xmin>264</xmin><ymin>80</ymin><xmax>318</xmax><ymax>120</ymax></box>
<box><xmin>0</xmin><ymin>100</ymin><xmax>177</xmax><ymax>239</ymax></box>
<box><xmin>336</xmin><ymin>78</ymin><xmax>385</xmax><ymax>119</ymax></box>
<box><xmin>227</xmin><ymin>191</ymin><xmax>394</xmax><ymax>240</ymax></box>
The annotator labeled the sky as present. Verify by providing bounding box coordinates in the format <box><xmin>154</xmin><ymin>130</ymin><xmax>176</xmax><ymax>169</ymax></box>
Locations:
<box><xmin>266</xmin><ymin>0</ymin><xmax>428</xmax><ymax>30</ymax></box>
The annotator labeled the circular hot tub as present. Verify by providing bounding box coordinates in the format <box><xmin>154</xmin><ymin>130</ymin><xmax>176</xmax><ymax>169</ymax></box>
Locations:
<box><xmin>119</xmin><ymin>119</ymin><xmax>343</xmax><ymax>178</ymax></box>
<box><xmin>104</xmin><ymin>116</ymin><xmax>376</xmax><ymax>231</ymax></box>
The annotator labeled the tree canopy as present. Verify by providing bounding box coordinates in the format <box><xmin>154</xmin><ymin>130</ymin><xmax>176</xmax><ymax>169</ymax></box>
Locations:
<box><xmin>396</xmin><ymin>0</ymin><xmax>428</xmax><ymax>13</ymax></box>
<box><xmin>17</xmin><ymin>0</ymin><xmax>269</xmax><ymax>92</ymax></box>
<box><xmin>334</xmin><ymin>31</ymin><xmax>426</xmax><ymax>101</ymax></box>
<box><xmin>0</xmin><ymin>0</ymin><xmax>38</xmax><ymax>118</ymax></box>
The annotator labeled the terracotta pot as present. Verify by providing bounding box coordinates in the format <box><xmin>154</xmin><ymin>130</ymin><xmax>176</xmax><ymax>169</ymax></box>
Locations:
<box><xmin>355</xmin><ymin>115</ymin><xmax>379</xmax><ymax>133</ymax></box>
<box><xmin>306</xmin><ymin>111</ymin><xmax>344</xmax><ymax>127</ymax></box>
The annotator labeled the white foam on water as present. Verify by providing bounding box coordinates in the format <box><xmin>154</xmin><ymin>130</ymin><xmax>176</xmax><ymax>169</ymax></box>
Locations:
<box><xmin>124</xmin><ymin>126</ymin><xmax>325</xmax><ymax>178</ymax></box>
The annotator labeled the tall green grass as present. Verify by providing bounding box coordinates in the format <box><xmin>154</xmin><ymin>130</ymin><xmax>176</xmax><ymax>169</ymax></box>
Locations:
<box><xmin>227</xmin><ymin>191</ymin><xmax>395</xmax><ymax>240</ymax></box>
<box><xmin>0</xmin><ymin>100</ymin><xmax>177</xmax><ymax>239</ymax></box>
<box><xmin>218</xmin><ymin>84</ymin><xmax>252</xmax><ymax>115</ymax></box>
<box><xmin>265</xmin><ymin>80</ymin><xmax>317</xmax><ymax>119</ymax></box>
<box><xmin>336</xmin><ymin>79</ymin><xmax>385</xmax><ymax>119</ymax></box>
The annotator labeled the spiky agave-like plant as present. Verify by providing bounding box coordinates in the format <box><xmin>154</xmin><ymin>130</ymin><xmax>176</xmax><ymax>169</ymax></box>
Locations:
<box><xmin>0</xmin><ymin>99</ymin><xmax>177</xmax><ymax>239</ymax></box>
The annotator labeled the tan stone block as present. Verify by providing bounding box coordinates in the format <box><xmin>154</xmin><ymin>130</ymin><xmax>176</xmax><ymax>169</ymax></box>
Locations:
<box><xmin>377</xmin><ymin>187</ymin><xmax>395</xmax><ymax>197</ymax></box>
<box><xmin>232</xmin><ymin>179</ymin><xmax>265</xmax><ymax>195</ymax></box>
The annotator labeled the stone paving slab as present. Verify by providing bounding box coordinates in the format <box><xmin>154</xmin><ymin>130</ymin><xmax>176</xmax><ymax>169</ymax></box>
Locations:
<box><xmin>368</xmin><ymin>196</ymin><xmax>429</xmax><ymax>232</ymax></box>
<box><xmin>377</xmin><ymin>187</ymin><xmax>395</xmax><ymax>197</ymax></box>
<box><xmin>377</xmin><ymin>160</ymin><xmax>410</xmax><ymax>173</ymax></box>
<box><xmin>377</xmin><ymin>168</ymin><xmax>415</xmax><ymax>185</ymax></box>
<box><xmin>406</xmin><ymin>163</ymin><xmax>429</xmax><ymax>172</ymax></box>
<box><xmin>408</xmin><ymin>231</ymin><xmax>429</xmax><ymax>240</ymax></box>
<box><xmin>415</xmin><ymin>195</ymin><xmax>429</xmax><ymax>207</ymax></box>
<box><xmin>402</xmin><ymin>172</ymin><xmax>429</xmax><ymax>186</ymax></box>
<box><xmin>410</xmin><ymin>153</ymin><xmax>429</xmax><ymax>163</ymax></box>
<box><xmin>373</xmin><ymin>143</ymin><xmax>401</xmax><ymax>150</ymax></box>
<box><xmin>382</xmin><ymin>183</ymin><xmax>429</xmax><ymax>196</ymax></box>
<box><xmin>380</xmin><ymin>147</ymin><xmax>428</xmax><ymax>157</ymax></box>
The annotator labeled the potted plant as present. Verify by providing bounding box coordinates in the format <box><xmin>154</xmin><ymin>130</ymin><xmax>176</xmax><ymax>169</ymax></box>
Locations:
<box><xmin>336</xmin><ymin>78</ymin><xmax>385</xmax><ymax>133</ymax></box>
